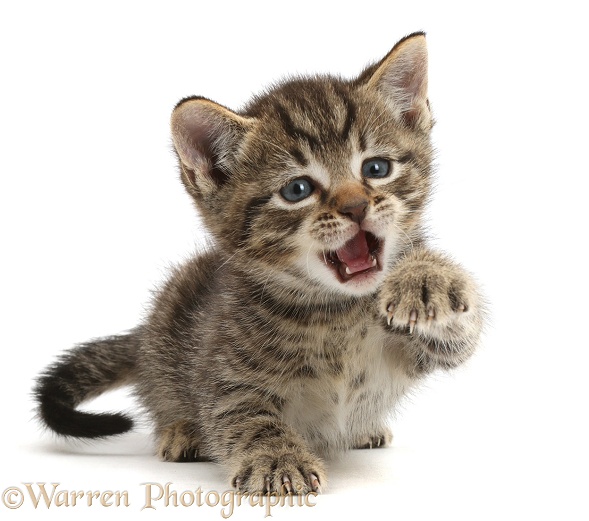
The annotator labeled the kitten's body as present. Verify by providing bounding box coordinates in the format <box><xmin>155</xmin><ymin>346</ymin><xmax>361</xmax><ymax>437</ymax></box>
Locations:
<box><xmin>35</xmin><ymin>33</ymin><xmax>485</xmax><ymax>494</ymax></box>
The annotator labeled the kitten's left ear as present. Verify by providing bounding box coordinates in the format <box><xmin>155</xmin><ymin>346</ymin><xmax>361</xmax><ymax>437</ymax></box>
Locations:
<box><xmin>171</xmin><ymin>97</ymin><xmax>254</xmax><ymax>198</ymax></box>
<box><xmin>362</xmin><ymin>32</ymin><xmax>431</xmax><ymax>130</ymax></box>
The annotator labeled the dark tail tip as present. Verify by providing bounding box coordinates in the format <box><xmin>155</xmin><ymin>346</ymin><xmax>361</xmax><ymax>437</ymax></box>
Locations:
<box><xmin>35</xmin><ymin>370</ymin><xmax>133</xmax><ymax>439</ymax></box>
<box><xmin>38</xmin><ymin>394</ymin><xmax>133</xmax><ymax>438</ymax></box>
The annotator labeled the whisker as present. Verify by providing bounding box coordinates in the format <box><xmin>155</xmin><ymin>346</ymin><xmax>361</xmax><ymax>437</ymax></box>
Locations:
<box><xmin>215</xmin><ymin>251</ymin><xmax>239</xmax><ymax>272</ymax></box>
<box><xmin>391</xmin><ymin>221</ymin><xmax>416</xmax><ymax>253</ymax></box>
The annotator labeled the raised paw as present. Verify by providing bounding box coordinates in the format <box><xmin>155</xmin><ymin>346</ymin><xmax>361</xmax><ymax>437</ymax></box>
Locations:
<box><xmin>158</xmin><ymin>421</ymin><xmax>209</xmax><ymax>462</ymax></box>
<box><xmin>381</xmin><ymin>256</ymin><xmax>474</xmax><ymax>336</ymax></box>
<box><xmin>231</xmin><ymin>448</ymin><xmax>325</xmax><ymax>495</ymax></box>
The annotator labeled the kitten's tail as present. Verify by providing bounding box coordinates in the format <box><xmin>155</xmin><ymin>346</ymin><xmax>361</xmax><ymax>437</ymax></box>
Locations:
<box><xmin>34</xmin><ymin>330</ymin><xmax>140</xmax><ymax>438</ymax></box>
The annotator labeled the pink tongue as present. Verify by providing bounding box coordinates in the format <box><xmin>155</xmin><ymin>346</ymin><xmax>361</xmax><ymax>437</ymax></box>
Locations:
<box><xmin>336</xmin><ymin>231</ymin><xmax>373</xmax><ymax>274</ymax></box>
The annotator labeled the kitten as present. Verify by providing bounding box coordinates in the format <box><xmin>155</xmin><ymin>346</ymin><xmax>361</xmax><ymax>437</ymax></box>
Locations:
<box><xmin>35</xmin><ymin>32</ymin><xmax>485</xmax><ymax>495</ymax></box>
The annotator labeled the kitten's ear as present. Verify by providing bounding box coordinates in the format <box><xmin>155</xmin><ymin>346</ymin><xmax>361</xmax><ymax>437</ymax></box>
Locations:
<box><xmin>171</xmin><ymin>97</ymin><xmax>253</xmax><ymax>196</ymax></box>
<box><xmin>362</xmin><ymin>32</ymin><xmax>431</xmax><ymax>130</ymax></box>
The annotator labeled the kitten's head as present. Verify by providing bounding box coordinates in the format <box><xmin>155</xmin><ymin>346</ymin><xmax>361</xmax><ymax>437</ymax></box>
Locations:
<box><xmin>171</xmin><ymin>33</ymin><xmax>433</xmax><ymax>297</ymax></box>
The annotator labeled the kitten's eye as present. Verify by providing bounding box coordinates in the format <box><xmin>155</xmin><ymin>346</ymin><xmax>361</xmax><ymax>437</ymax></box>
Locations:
<box><xmin>280</xmin><ymin>178</ymin><xmax>314</xmax><ymax>202</ymax></box>
<box><xmin>362</xmin><ymin>158</ymin><xmax>390</xmax><ymax>179</ymax></box>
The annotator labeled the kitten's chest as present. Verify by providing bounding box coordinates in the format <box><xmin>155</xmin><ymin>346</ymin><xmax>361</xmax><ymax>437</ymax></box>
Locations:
<box><xmin>281</xmin><ymin>322</ymin><xmax>410</xmax><ymax>453</ymax></box>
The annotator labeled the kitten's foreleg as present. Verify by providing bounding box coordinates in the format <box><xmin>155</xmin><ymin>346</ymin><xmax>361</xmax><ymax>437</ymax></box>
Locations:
<box><xmin>379</xmin><ymin>248</ymin><xmax>485</xmax><ymax>374</ymax></box>
<box><xmin>209</xmin><ymin>400</ymin><xmax>326</xmax><ymax>494</ymax></box>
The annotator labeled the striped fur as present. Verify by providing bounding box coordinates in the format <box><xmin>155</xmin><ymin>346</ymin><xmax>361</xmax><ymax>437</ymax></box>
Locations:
<box><xmin>35</xmin><ymin>33</ymin><xmax>485</xmax><ymax>495</ymax></box>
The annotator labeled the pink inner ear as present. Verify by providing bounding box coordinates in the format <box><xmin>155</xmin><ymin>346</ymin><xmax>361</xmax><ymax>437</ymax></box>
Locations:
<box><xmin>369</xmin><ymin>35</ymin><xmax>430</xmax><ymax>129</ymax></box>
<box><xmin>391</xmin><ymin>52</ymin><xmax>428</xmax><ymax>123</ymax></box>
<box><xmin>172</xmin><ymin>103</ymin><xmax>218</xmax><ymax>172</ymax></box>
<box><xmin>406</xmin><ymin>64</ymin><xmax>428</xmax><ymax>101</ymax></box>
<box><xmin>172</xmin><ymin>99</ymin><xmax>250</xmax><ymax>188</ymax></box>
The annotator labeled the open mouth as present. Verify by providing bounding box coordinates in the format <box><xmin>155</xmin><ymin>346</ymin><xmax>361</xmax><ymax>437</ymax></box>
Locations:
<box><xmin>321</xmin><ymin>230</ymin><xmax>383</xmax><ymax>282</ymax></box>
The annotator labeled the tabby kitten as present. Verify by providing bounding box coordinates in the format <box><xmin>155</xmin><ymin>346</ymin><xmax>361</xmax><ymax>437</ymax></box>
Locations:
<box><xmin>35</xmin><ymin>32</ymin><xmax>485</xmax><ymax>495</ymax></box>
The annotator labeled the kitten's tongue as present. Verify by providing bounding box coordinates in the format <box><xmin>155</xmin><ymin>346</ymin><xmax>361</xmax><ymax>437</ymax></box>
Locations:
<box><xmin>336</xmin><ymin>231</ymin><xmax>373</xmax><ymax>274</ymax></box>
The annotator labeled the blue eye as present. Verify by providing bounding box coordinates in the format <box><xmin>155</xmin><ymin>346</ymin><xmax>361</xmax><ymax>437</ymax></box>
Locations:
<box><xmin>362</xmin><ymin>158</ymin><xmax>390</xmax><ymax>178</ymax></box>
<box><xmin>280</xmin><ymin>178</ymin><xmax>314</xmax><ymax>202</ymax></box>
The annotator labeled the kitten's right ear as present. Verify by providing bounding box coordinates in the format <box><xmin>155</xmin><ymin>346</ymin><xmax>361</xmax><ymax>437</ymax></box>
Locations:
<box><xmin>360</xmin><ymin>32</ymin><xmax>431</xmax><ymax>131</ymax></box>
<box><xmin>171</xmin><ymin>97</ymin><xmax>253</xmax><ymax>197</ymax></box>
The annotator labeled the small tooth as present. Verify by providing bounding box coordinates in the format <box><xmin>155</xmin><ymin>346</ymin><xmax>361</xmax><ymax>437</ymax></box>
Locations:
<box><xmin>371</xmin><ymin>257</ymin><xmax>377</xmax><ymax>267</ymax></box>
<box><xmin>345</xmin><ymin>265</ymin><xmax>352</xmax><ymax>275</ymax></box>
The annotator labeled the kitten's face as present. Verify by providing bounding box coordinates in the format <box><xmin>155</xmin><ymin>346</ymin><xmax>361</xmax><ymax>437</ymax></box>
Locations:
<box><xmin>171</xmin><ymin>34</ymin><xmax>433</xmax><ymax>297</ymax></box>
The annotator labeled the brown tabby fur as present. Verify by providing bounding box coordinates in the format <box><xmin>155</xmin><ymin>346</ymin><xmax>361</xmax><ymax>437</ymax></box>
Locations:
<box><xmin>34</xmin><ymin>33</ymin><xmax>485</xmax><ymax>495</ymax></box>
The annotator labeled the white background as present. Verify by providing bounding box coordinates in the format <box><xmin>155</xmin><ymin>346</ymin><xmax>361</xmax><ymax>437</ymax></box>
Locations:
<box><xmin>1</xmin><ymin>1</ymin><xmax>588</xmax><ymax>519</ymax></box>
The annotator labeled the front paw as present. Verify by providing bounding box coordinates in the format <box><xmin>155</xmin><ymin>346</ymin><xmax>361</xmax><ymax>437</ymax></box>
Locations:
<box><xmin>380</xmin><ymin>250</ymin><xmax>480</xmax><ymax>339</ymax></box>
<box><xmin>231</xmin><ymin>447</ymin><xmax>325</xmax><ymax>495</ymax></box>
<box><xmin>158</xmin><ymin>420</ymin><xmax>210</xmax><ymax>462</ymax></box>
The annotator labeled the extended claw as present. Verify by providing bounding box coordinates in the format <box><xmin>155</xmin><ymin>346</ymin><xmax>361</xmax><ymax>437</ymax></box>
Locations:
<box><xmin>457</xmin><ymin>303</ymin><xmax>466</xmax><ymax>312</ymax></box>
<box><xmin>309</xmin><ymin>473</ymin><xmax>321</xmax><ymax>493</ymax></box>
<box><xmin>282</xmin><ymin>475</ymin><xmax>293</xmax><ymax>495</ymax></box>
<box><xmin>409</xmin><ymin>310</ymin><xmax>417</xmax><ymax>334</ymax></box>
<box><xmin>427</xmin><ymin>308</ymin><xmax>435</xmax><ymax>321</ymax></box>
<box><xmin>386</xmin><ymin>304</ymin><xmax>394</xmax><ymax>326</ymax></box>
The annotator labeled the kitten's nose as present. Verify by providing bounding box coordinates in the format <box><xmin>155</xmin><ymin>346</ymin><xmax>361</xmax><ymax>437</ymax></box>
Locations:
<box><xmin>339</xmin><ymin>200</ymin><xmax>369</xmax><ymax>224</ymax></box>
